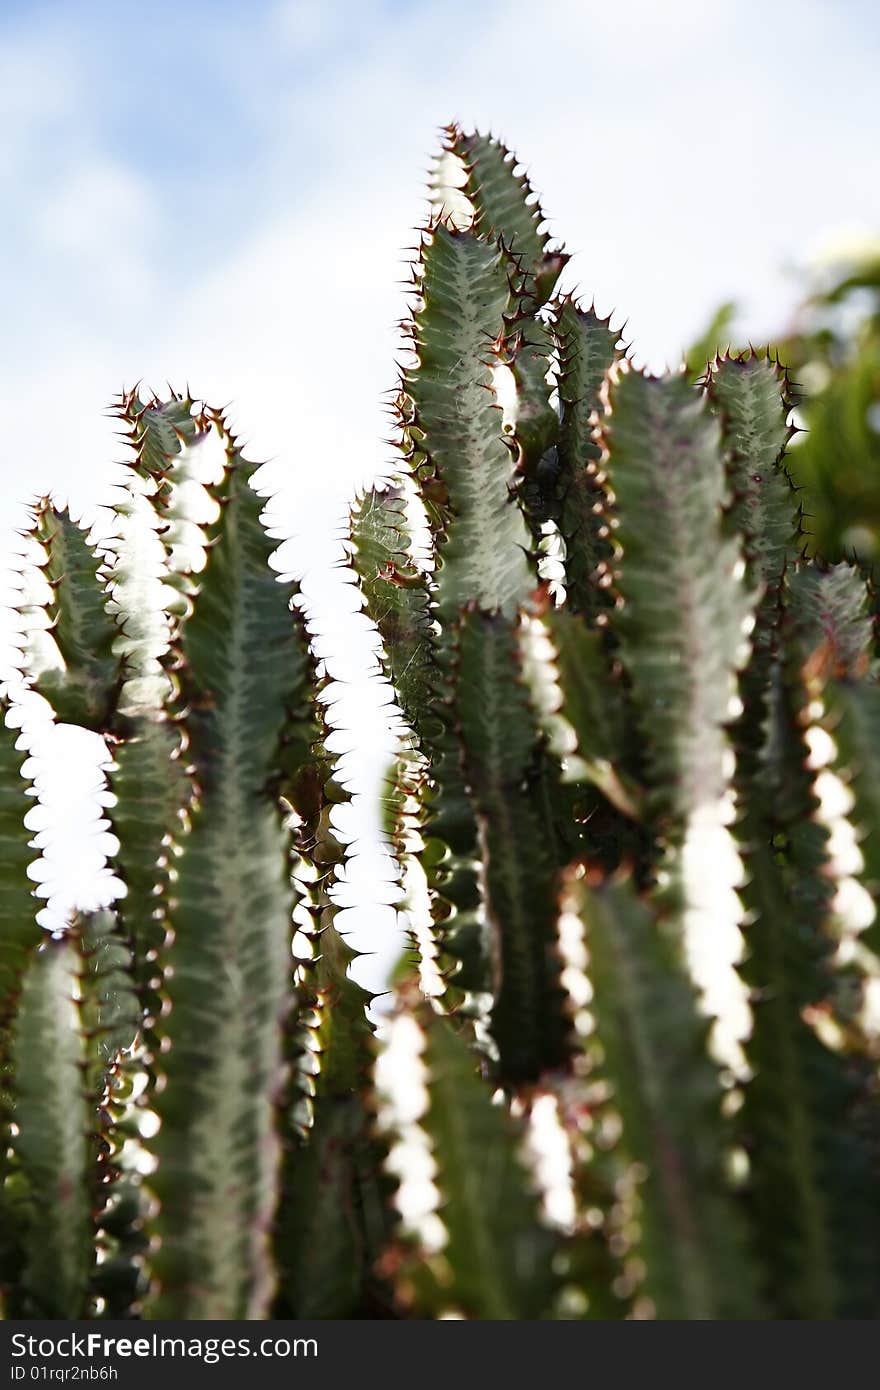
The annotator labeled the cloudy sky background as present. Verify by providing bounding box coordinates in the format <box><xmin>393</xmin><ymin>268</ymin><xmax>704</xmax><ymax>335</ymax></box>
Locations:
<box><xmin>1</xmin><ymin>0</ymin><xmax>878</xmax><ymax>988</ymax></box>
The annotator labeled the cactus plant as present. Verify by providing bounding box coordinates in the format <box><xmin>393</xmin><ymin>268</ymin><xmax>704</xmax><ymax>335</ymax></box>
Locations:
<box><xmin>1</xmin><ymin>125</ymin><xmax>879</xmax><ymax>1323</ymax></box>
<box><xmin>689</xmin><ymin>242</ymin><xmax>880</xmax><ymax>564</ymax></box>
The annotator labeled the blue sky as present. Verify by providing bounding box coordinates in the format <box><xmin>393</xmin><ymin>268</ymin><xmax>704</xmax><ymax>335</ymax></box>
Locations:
<box><xmin>3</xmin><ymin>0</ymin><xmax>878</xmax><ymax>553</ymax></box>
<box><xmin>1</xmin><ymin>0</ymin><xmax>878</xmax><ymax>983</ymax></box>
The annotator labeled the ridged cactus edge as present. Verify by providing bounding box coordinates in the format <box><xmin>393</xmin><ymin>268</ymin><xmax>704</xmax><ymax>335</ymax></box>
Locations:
<box><xmin>1</xmin><ymin>125</ymin><xmax>879</xmax><ymax>1322</ymax></box>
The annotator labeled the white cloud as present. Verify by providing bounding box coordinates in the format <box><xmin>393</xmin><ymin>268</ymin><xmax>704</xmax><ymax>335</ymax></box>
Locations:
<box><xmin>35</xmin><ymin>158</ymin><xmax>157</xmax><ymax>255</ymax></box>
<box><xmin>270</xmin><ymin>0</ymin><xmax>349</xmax><ymax>54</ymax></box>
<box><xmin>33</xmin><ymin>158</ymin><xmax>160</xmax><ymax>312</ymax></box>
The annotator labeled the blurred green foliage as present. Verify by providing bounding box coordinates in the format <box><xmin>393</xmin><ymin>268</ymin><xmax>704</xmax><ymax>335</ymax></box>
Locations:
<box><xmin>688</xmin><ymin>243</ymin><xmax>880</xmax><ymax>564</ymax></box>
